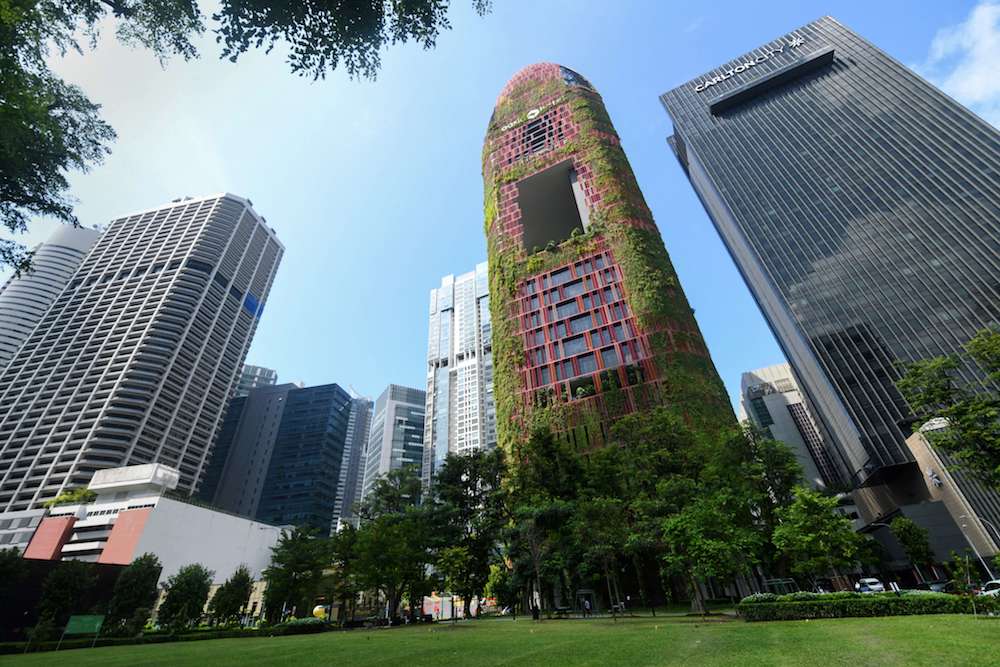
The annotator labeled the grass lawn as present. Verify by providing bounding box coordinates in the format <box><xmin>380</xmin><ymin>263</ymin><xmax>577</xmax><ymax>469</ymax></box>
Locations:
<box><xmin>2</xmin><ymin>614</ymin><xmax>997</xmax><ymax>666</ymax></box>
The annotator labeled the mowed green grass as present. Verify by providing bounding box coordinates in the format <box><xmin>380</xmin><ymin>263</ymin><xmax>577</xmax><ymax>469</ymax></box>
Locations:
<box><xmin>3</xmin><ymin>614</ymin><xmax>997</xmax><ymax>667</ymax></box>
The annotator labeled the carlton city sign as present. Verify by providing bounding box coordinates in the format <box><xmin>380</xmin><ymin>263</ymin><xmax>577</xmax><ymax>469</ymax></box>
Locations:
<box><xmin>693</xmin><ymin>36</ymin><xmax>805</xmax><ymax>93</ymax></box>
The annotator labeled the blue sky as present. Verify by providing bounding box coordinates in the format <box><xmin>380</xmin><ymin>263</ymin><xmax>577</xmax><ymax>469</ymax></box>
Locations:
<box><xmin>3</xmin><ymin>1</ymin><xmax>998</xmax><ymax>408</ymax></box>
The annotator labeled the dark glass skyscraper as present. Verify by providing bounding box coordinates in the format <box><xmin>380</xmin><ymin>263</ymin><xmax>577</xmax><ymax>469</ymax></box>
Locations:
<box><xmin>256</xmin><ymin>384</ymin><xmax>353</xmax><ymax>530</ymax></box>
<box><xmin>200</xmin><ymin>382</ymin><xmax>359</xmax><ymax>532</ymax></box>
<box><xmin>661</xmin><ymin>17</ymin><xmax>999</xmax><ymax>532</ymax></box>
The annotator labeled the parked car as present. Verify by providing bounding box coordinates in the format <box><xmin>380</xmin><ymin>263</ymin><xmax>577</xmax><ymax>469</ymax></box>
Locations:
<box><xmin>978</xmin><ymin>580</ymin><xmax>1000</xmax><ymax>597</ymax></box>
<box><xmin>919</xmin><ymin>579</ymin><xmax>957</xmax><ymax>594</ymax></box>
<box><xmin>855</xmin><ymin>578</ymin><xmax>885</xmax><ymax>593</ymax></box>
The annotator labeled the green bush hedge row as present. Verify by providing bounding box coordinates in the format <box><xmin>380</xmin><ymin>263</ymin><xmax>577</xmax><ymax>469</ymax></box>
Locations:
<box><xmin>737</xmin><ymin>592</ymin><xmax>1000</xmax><ymax>622</ymax></box>
<box><xmin>2</xmin><ymin>620</ymin><xmax>337</xmax><ymax>655</ymax></box>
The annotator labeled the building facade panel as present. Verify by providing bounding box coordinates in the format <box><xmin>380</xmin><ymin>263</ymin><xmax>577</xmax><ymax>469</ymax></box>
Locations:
<box><xmin>18</xmin><ymin>464</ymin><xmax>284</xmax><ymax>583</ymax></box>
<box><xmin>21</xmin><ymin>515</ymin><xmax>75</xmax><ymax>560</ymax></box>
<box><xmin>97</xmin><ymin>507</ymin><xmax>152</xmax><ymax>565</ymax></box>
<box><xmin>335</xmin><ymin>397</ymin><xmax>373</xmax><ymax>529</ymax></box>
<box><xmin>235</xmin><ymin>364</ymin><xmax>278</xmax><ymax>397</ymax></box>
<box><xmin>740</xmin><ymin>362</ymin><xmax>841</xmax><ymax>489</ymax></box>
<box><xmin>198</xmin><ymin>383</ymin><xmax>295</xmax><ymax>517</ymax></box>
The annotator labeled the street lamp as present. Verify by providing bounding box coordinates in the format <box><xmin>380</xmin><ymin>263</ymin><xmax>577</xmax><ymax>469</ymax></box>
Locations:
<box><xmin>958</xmin><ymin>515</ymin><xmax>997</xmax><ymax>581</ymax></box>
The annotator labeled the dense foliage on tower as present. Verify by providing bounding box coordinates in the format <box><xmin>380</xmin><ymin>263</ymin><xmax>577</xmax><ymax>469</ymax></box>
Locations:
<box><xmin>482</xmin><ymin>63</ymin><xmax>733</xmax><ymax>452</ymax></box>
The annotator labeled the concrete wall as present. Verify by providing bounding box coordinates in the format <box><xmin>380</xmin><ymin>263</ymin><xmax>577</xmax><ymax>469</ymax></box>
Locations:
<box><xmin>134</xmin><ymin>497</ymin><xmax>283</xmax><ymax>583</ymax></box>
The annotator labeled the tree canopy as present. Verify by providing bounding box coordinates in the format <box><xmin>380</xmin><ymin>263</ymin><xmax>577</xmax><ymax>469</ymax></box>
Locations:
<box><xmin>208</xmin><ymin>564</ymin><xmax>254</xmax><ymax>624</ymax></box>
<box><xmin>890</xmin><ymin>516</ymin><xmax>935</xmax><ymax>582</ymax></box>
<box><xmin>431</xmin><ymin>448</ymin><xmax>506</xmax><ymax>618</ymax></box>
<box><xmin>107</xmin><ymin>553</ymin><xmax>162</xmax><ymax>635</ymax></box>
<box><xmin>262</xmin><ymin>527</ymin><xmax>328</xmax><ymax>622</ymax></box>
<box><xmin>0</xmin><ymin>0</ymin><xmax>490</xmax><ymax>271</ymax></box>
<box><xmin>897</xmin><ymin>328</ymin><xmax>1000</xmax><ymax>489</ymax></box>
<box><xmin>37</xmin><ymin>559</ymin><xmax>97</xmax><ymax>626</ymax></box>
<box><xmin>772</xmin><ymin>488</ymin><xmax>861</xmax><ymax>585</ymax></box>
<box><xmin>42</xmin><ymin>486</ymin><xmax>96</xmax><ymax>508</ymax></box>
<box><xmin>158</xmin><ymin>563</ymin><xmax>214</xmax><ymax>631</ymax></box>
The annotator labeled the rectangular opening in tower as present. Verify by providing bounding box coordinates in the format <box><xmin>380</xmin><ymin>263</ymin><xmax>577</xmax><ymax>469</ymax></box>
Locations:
<box><xmin>517</xmin><ymin>160</ymin><xmax>589</xmax><ymax>254</ymax></box>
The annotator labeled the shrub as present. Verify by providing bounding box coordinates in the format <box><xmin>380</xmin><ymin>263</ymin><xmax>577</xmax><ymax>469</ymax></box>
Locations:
<box><xmin>740</xmin><ymin>593</ymin><xmax>777</xmax><ymax>604</ymax></box>
<box><xmin>738</xmin><ymin>592</ymin><xmax>1000</xmax><ymax>622</ymax></box>
<box><xmin>780</xmin><ymin>592</ymin><xmax>820</xmax><ymax>602</ymax></box>
<box><xmin>812</xmin><ymin>591</ymin><xmax>863</xmax><ymax>601</ymax></box>
<box><xmin>270</xmin><ymin>617</ymin><xmax>330</xmax><ymax>636</ymax></box>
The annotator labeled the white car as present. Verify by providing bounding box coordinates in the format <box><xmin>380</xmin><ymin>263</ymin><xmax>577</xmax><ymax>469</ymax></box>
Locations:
<box><xmin>979</xmin><ymin>580</ymin><xmax>1000</xmax><ymax>597</ymax></box>
<box><xmin>855</xmin><ymin>578</ymin><xmax>885</xmax><ymax>593</ymax></box>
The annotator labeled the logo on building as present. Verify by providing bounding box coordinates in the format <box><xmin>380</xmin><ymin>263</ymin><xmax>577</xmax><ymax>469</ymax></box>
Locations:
<box><xmin>693</xmin><ymin>36</ymin><xmax>806</xmax><ymax>93</ymax></box>
<box><xmin>499</xmin><ymin>98</ymin><xmax>563</xmax><ymax>133</ymax></box>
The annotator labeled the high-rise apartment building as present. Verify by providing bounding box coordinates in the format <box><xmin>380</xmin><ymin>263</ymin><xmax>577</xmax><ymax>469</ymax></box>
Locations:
<box><xmin>0</xmin><ymin>225</ymin><xmax>101</xmax><ymax>368</ymax></box>
<box><xmin>362</xmin><ymin>385</ymin><xmax>425</xmax><ymax>501</ymax></box>
<box><xmin>482</xmin><ymin>64</ymin><xmax>732</xmax><ymax>452</ymax></box>
<box><xmin>422</xmin><ymin>263</ymin><xmax>497</xmax><ymax>487</ymax></box>
<box><xmin>235</xmin><ymin>364</ymin><xmax>278</xmax><ymax>397</ymax></box>
<box><xmin>740</xmin><ymin>363</ymin><xmax>841</xmax><ymax>490</ymax></box>
<box><xmin>0</xmin><ymin>194</ymin><xmax>283</xmax><ymax>511</ymax></box>
<box><xmin>661</xmin><ymin>17</ymin><xmax>999</xmax><ymax>529</ymax></box>
<box><xmin>335</xmin><ymin>397</ymin><xmax>373</xmax><ymax>529</ymax></box>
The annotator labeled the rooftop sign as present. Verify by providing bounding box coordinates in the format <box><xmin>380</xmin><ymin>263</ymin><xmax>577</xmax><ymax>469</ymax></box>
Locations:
<box><xmin>694</xmin><ymin>37</ymin><xmax>806</xmax><ymax>93</ymax></box>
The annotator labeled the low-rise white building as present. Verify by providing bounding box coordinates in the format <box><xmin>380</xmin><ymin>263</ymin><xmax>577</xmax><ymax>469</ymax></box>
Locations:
<box><xmin>19</xmin><ymin>463</ymin><xmax>285</xmax><ymax>584</ymax></box>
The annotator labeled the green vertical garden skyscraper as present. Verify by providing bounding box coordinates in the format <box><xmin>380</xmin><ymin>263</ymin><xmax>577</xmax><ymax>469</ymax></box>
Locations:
<box><xmin>483</xmin><ymin>63</ymin><xmax>733</xmax><ymax>451</ymax></box>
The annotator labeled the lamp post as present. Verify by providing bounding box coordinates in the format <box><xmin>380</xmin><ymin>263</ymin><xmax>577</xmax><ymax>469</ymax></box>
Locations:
<box><xmin>958</xmin><ymin>515</ymin><xmax>997</xmax><ymax>580</ymax></box>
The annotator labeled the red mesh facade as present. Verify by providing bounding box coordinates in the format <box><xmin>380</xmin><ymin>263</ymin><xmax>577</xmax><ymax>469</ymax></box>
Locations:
<box><xmin>484</xmin><ymin>64</ymin><xmax>732</xmax><ymax>449</ymax></box>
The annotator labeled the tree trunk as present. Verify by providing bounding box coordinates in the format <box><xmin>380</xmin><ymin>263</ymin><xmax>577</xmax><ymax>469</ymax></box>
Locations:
<box><xmin>632</xmin><ymin>555</ymin><xmax>653</xmax><ymax>616</ymax></box>
<box><xmin>530</xmin><ymin>532</ymin><xmax>543</xmax><ymax>614</ymax></box>
<box><xmin>387</xmin><ymin>587</ymin><xmax>401</xmax><ymax>620</ymax></box>
<box><xmin>612</xmin><ymin>567</ymin><xmax>624</xmax><ymax>613</ymax></box>
<box><xmin>603</xmin><ymin>560</ymin><xmax>617</xmax><ymax>620</ymax></box>
<box><xmin>689</xmin><ymin>575</ymin><xmax>706</xmax><ymax>615</ymax></box>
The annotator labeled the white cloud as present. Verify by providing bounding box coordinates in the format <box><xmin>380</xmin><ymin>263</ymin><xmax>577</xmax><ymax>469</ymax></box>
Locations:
<box><xmin>914</xmin><ymin>1</ymin><xmax>1000</xmax><ymax>127</ymax></box>
<box><xmin>684</xmin><ymin>17</ymin><xmax>704</xmax><ymax>34</ymax></box>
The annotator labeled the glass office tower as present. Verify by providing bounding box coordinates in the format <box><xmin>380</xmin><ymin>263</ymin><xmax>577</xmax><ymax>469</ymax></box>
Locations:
<box><xmin>362</xmin><ymin>385</ymin><xmax>425</xmax><ymax>501</ymax></box>
<box><xmin>255</xmin><ymin>383</ymin><xmax>354</xmax><ymax>531</ymax></box>
<box><xmin>661</xmin><ymin>17</ymin><xmax>999</xmax><ymax>529</ymax></box>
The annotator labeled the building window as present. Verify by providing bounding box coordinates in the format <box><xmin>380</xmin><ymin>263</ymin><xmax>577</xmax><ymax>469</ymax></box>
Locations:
<box><xmin>563</xmin><ymin>336</ymin><xmax>587</xmax><ymax>355</ymax></box>
<box><xmin>750</xmin><ymin>397</ymin><xmax>774</xmax><ymax>427</ymax></box>
<box><xmin>556</xmin><ymin>300</ymin><xmax>580</xmax><ymax>319</ymax></box>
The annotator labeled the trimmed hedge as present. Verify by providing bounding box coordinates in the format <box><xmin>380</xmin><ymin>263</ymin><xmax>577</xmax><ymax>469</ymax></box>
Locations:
<box><xmin>1</xmin><ymin>619</ymin><xmax>337</xmax><ymax>655</ymax></box>
<box><xmin>275</xmin><ymin>618</ymin><xmax>329</xmax><ymax>634</ymax></box>
<box><xmin>737</xmin><ymin>591</ymin><xmax>1000</xmax><ymax>622</ymax></box>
